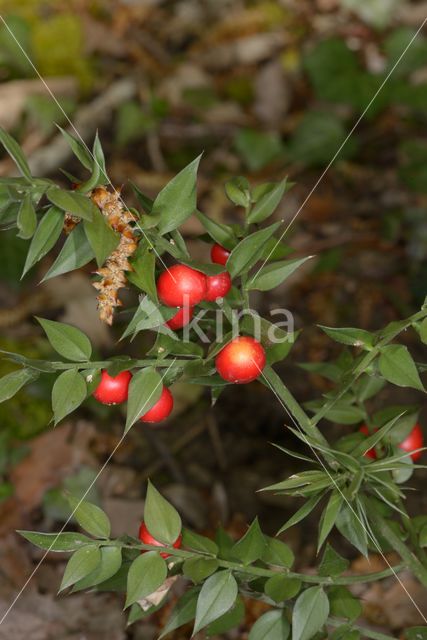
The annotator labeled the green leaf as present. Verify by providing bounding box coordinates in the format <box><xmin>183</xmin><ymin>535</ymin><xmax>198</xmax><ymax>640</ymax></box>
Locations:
<box><xmin>121</xmin><ymin>297</ymin><xmax>176</xmax><ymax>340</ymax></box>
<box><xmin>0</xmin><ymin>368</ymin><xmax>38</xmax><ymax>403</ymax></box>
<box><xmin>125</xmin><ymin>551</ymin><xmax>167</xmax><ymax>607</ymax></box>
<box><xmin>0</xmin><ymin>127</ymin><xmax>32</xmax><ymax>180</ymax></box>
<box><xmin>206</xmin><ymin>597</ymin><xmax>244</xmax><ymax>636</ymax></box>
<box><xmin>67</xmin><ymin>496</ymin><xmax>111</xmax><ymax>539</ymax></box>
<box><xmin>83</xmin><ymin>208</ymin><xmax>119</xmax><ymax>267</ymax></box>
<box><xmin>331</xmin><ymin>625</ymin><xmax>361</xmax><ymax>640</ymax></box>
<box><xmin>72</xmin><ymin>545</ymin><xmax>121</xmax><ymax>591</ymax></box>
<box><xmin>248</xmin><ymin>610</ymin><xmax>290</xmax><ymax>640</ymax></box>
<box><xmin>318</xmin><ymin>491</ymin><xmax>343</xmax><ymax>551</ymax></box>
<box><xmin>60</xmin><ymin>544</ymin><xmax>101</xmax><ymax>591</ymax></box>
<box><xmin>131</xmin><ymin>182</ymin><xmax>154</xmax><ymax>213</ymax></box>
<box><xmin>42</xmin><ymin>224</ymin><xmax>95</xmax><ymax>281</ymax></box>
<box><xmin>264</xmin><ymin>575</ymin><xmax>301</xmax><ymax>602</ymax></box>
<box><xmin>195</xmin><ymin>209</ymin><xmax>237</xmax><ymax>250</ymax></box>
<box><xmin>328</xmin><ymin>586</ymin><xmax>362</xmax><ymax>621</ymax></box>
<box><xmin>128</xmin><ymin>243</ymin><xmax>158</xmax><ymax>302</ymax></box>
<box><xmin>335</xmin><ymin>505</ymin><xmax>368</xmax><ymax>557</ymax></box>
<box><xmin>36</xmin><ymin>317</ymin><xmax>92</xmax><ymax>361</ymax></box>
<box><xmin>58</xmin><ymin>127</ymin><xmax>93</xmax><ymax>170</ymax></box>
<box><xmin>292</xmin><ymin>586</ymin><xmax>329</xmax><ymax>640</ymax></box>
<box><xmin>379</xmin><ymin>345</ymin><xmax>424</xmax><ymax>391</ymax></box>
<box><xmin>246</xmin><ymin>256</ymin><xmax>313</xmax><ymax>291</ymax></box>
<box><xmin>310</xmin><ymin>401</ymin><xmax>365</xmax><ymax>425</ymax></box>
<box><xmin>158</xmin><ymin>587</ymin><xmax>199</xmax><ymax>639</ymax></box>
<box><xmin>227</xmin><ymin>222</ymin><xmax>280</xmax><ymax>278</ymax></box>
<box><xmin>47</xmin><ymin>188</ymin><xmax>98</xmax><ymax>221</ymax></box>
<box><xmin>144</xmin><ymin>480</ymin><xmax>182</xmax><ymax>545</ymax></box>
<box><xmin>231</xmin><ymin>518</ymin><xmax>267</xmax><ymax>565</ymax></box>
<box><xmin>125</xmin><ymin>368</ymin><xmax>163</xmax><ymax>432</ymax></box>
<box><xmin>318</xmin><ymin>544</ymin><xmax>349</xmax><ymax>577</ymax></box>
<box><xmin>277</xmin><ymin>494</ymin><xmax>323</xmax><ymax>534</ymax></box>
<box><xmin>234</xmin><ymin>128</ymin><xmax>285</xmax><ymax>171</ymax></box>
<box><xmin>22</xmin><ymin>206</ymin><xmax>64</xmax><ymax>276</ymax></box>
<box><xmin>193</xmin><ymin>570</ymin><xmax>238</xmax><ymax>634</ymax></box>
<box><xmin>155</xmin><ymin>156</ymin><xmax>201</xmax><ymax>234</ymax></box>
<box><xmin>52</xmin><ymin>368</ymin><xmax>87</xmax><ymax>425</ymax></box>
<box><xmin>247</xmin><ymin>178</ymin><xmax>288</xmax><ymax>224</ymax></box>
<box><xmin>420</xmin><ymin>524</ymin><xmax>427</xmax><ymax>547</ymax></box>
<box><xmin>319</xmin><ymin>326</ymin><xmax>374</xmax><ymax>349</ymax></box>
<box><xmin>19</xmin><ymin>530</ymin><xmax>93</xmax><ymax>552</ymax></box>
<box><xmin>225</xmin><ymin>176</ymin><xmax>250</xmax><ymax>208</ymax></box>
<box><xmin>420</xmin><ymin>318</ymin><xmax>427</xmax><ymax>345</ymax></box>
<box><xmin>183</xmin><ymin>558</ymin><xmax>219</xmax><ymax>584</ymax></box>
<box><xmin>404</xmin><ymin>627</ymin><xmax>427</xmax><ymax>640</ymax></box>
<box><xmin>181</xmin><ymin>529</ymin><xmax>218</xmax><ymax>556</ymax></box>
<box><xmin>262</xmin><ymin>537</ymin><xmax>295</xmax><ymax>568</ymax></box>
<box><xmin>17</xmin><ymin>194</ymin><xmax>37</xmax><ymax>239</ymax></box>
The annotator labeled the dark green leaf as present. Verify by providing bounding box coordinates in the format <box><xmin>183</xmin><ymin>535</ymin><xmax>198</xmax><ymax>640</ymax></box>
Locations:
<box><xmin>158</xmin><ymin>588</ymin><xmax>199</xmax><ymax>639</ymax></box>
<box><xmin>73</xmin><ymin>546</ymin><xmax>122</xmax><ymax>591</ymax></box>
<box><xmin>58</xmin><ymin>127</ymin><xmax>93</xmax><ymax>170</ymax></box>
<box><xmin>225</xmin><ymin>176</ymin><xmax>250</xmax><ymax>208</ymax></box>
<box><xmin>246</xmin><ymin>256</ymin><xmax>313</xmax><ymax>291</ymax></box>
<box><xmin>128</xmin><ymin>243</ymin><xmax>158</xmax><ymax>302</ymax></box>
<box><xmin>231</xmin><ymin>518</ymin><xmax>267</xmax><ymax>565</ymax></box>
<box><xmin>193</xmin><ymin>570</ymin><xmax>238</xmax><ymax>634</ymax></box>
<box><xmin>195</xmin><ymin>209</ymin><xmax>237</xmax><ymax>250</ymax></box>
<box><xmin>83</xmin><ymin>208</ymin><xmax>119</xmax><ymax>267</ymax></box>
<box><xmin>181</xmin><ymin>529</ymin><xmax>218</xmax><ymax>556</ymax></box>
<box><xmin>67</xmin><ymin>496</ymin><xmax>111</xmax><ymax>539</ymax></box>
<box><xmin>125</xmin><ymin>551</ymin><xmax>167</xmax><ymax>607</ymax></box>
<box><xmin>60</xmin><ymin>544</ymin><xmax>101</xmax><ymax>591</ymax></box>
<box><xmin>264</xmin><ymin>574</ymin><xmax>301</xmax><ymax>602</ymax></box>
<box><xmin>155</xmin><ymin>156</ymin><xmax>201</xmax><ymax>234</ymax></box>
<box><xmin>335</xmin><ymin>506</ymin><xmax>368</xmax><ymax>557</ymax></box>
<box><xmin>0</xmin><ymin>127</ymin><xmax>32</xmax><ymax>180</ymax></box>
<box><xmin>144</xmin><ymin>480</ymin><xmax>182</xmax><ymax>545</ymax></box>
<box><xmin>52</xmin><ymin>368</ymin><xmax>87</xmax><ymax>425</ymax></box>
<box><xmin>22</xmin><ymin>206</ymin><xmax>64</xmax><ymax>276</ymax></box>
<box><xmin>248</xmin><ymin>610</ymin><xmax>290</xmax><ymax>640</ymax></box>
<box><xmin>319</xmin><ymin>326</ymin><xmax>374</xmax><ymax>349</ymax></box>
<box><xmin>379</xmin><ymin>345</ymin><xmax>424</xmax><ymax>391</ymax></box>
<box><xmin>292</xmin><ymin>586</ymin><xmax>329</xmax><ymax>640</ymax></box>
<box><xmin>262</xmin><ymin>537</ymin><xmax>295</xmax><ymax>568</ymax></box>
<box><xmin>19</xmin><ymin>530</ymin><xmax>93</xmax><ymax>552</ymax></box>
<box><xmin>17</xmin><ymin>194</ymin><xmax>37</xmax><ymax>239</ymax></box>
<box><xmin>328</xmin><ymin>586</ymin><xmax>362</xmax><ymax>621</ymax></box>
<box><xmin>206</xmin><ymin>597</ymin><xmax>244</xmax><ymax>636</ymax></box>
<box><xmin>277</xmin><ymin>494</ymin><xmax>323</xmax><ymax>534</ymax></box>
<box><xmin>42</xmin><ymin>224</ymin><xmax>95</xmax><ymax>281</ymax></box>
<box><xmin>247</xmin><ymin>178</ymin><xmax>288</xmax><ymax>224</ymax></box>
<box><xmin>47</xmin><ymin>188</ymin><xmax>98</xmax><ymax>221</ymax></box>
<box><xmin>227</xmin><ymin>222</ymin><xmax>280</xmax><ymax>278</ymax></box>
<box><xmin>183</xmin><ymin>558</ymin><xmax>219</xmax><ymax>583</ymax></box>
<box><xmin>318</xmin><ymin>491</ymin><xmax>343</xmax><ymax>551</ymax></box>
<box><xmin>125</xmin><ymin>368</ymin><xmax>163</xmax><ymax>432</ymax></box>
<box><xmin>0</xmin><ymin>368</ymin><xmax>38</xmax><ymax>403</ymax></box>
<box><xmin>37</xmin><ymin>317</ymin><xmax>92</xmax><ymax>361</ymax></box>
<box><xmin>234</xmin><ymin>128</ymin><xmax>285</xmax><ymax>171</ymax></box>
<box><xmin>318</xmin><ymin>545</ymin><xmax>349</xmax><ymax>577</ymax></box>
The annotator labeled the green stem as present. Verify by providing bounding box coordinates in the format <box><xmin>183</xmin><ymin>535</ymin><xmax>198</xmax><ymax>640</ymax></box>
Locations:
<box><xmin>327</xmin><ymin>616</ymin><xmax>396</xmax><ymax>640</ymax></box>
<box><xmin>370</xmin><ymin>512</ymin><xmax>427</xmax><ymax>587</ymax></box>
<box><xmin>50</xmin><ymin>359</ymin><xmax>190</xmax><ymax>370</ymax></box>
<box><xmin>120</xmin><ymin>542</ymin><xmax>403</xmax><ymax>586</ymax></box>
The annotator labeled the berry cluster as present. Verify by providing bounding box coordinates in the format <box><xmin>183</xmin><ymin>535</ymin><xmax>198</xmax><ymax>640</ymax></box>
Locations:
<box><xmin>93</xmin><ymin>244</ymin><xmax>266</xmax><ymax>420</ymax></box>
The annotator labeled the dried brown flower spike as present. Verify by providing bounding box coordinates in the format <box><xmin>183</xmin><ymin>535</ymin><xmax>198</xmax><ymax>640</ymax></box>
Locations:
<box><xmin>91</xmin><ymin>186</ymin><xmax>139</xmax><ymax>325</ymax></box>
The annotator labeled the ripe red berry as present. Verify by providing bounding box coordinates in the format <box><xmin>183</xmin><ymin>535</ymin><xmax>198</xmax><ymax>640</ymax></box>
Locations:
<box><xmin>399</xmin><ymin>423</ymin><xmax>423</xmax><ymax>461</ymax></box>
<box><xmin>205</xmin><ymin>271</ymin><xmax>232</xmax><ymax>302</ymax></box>
<box><xmin>138</xmin><ymin>522</ymin><xmax>182</xmax><ymax>558</ymax></box>
<box><xmin>93</xmin><ymin>370</ymin><xmax>132</xmax><ymax>405</ymax></box>
<box><xmin>360</xmin><ymin>423</ymin><xmax>424</xmax><ymax>461</ymax></box>
<box><xmin>211</xmin><ymin>243</ymin><xmax>230</xmax><ymax>266</ymax></box>
<box><xmin>215</xmin><ymin>336</ymin><xmax>266</xmax><ymax>384</ymax></box>
<box><xmin>157</xmin><ymin>265</ymin><xmax>207</xmax><ymax>307</ymax></box>
<box><xmin>140</xmin><ymin>386</ymin><xmax>174</xmax><ymax>423</ymax></box>
<box><xmin>166</xmin><ymin>306</ymin><xmax>194</xmax><ymax>330</ymax></box>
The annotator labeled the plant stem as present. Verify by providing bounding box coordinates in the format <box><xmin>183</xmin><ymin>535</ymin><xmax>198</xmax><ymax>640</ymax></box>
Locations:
<box><xmin>50</xmin><ymin>359</ymin><xmax>190</xmax><ymax>370</ymax></box>
<box><xmin>119</xmin><ymin>542</ymin><xmax>403</xmax><ymax>586</ymax></box>
<box><xmin>327</xmin><ymin>616</ymin><xmax>397</xmax><ymax>640</ymax></box>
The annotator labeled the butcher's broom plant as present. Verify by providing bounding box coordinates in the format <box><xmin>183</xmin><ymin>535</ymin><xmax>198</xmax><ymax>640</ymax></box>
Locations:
<box><xmin>0</xmin><ymin>128</ymin><xmax>426</xmax><ymax>639</ymax></box>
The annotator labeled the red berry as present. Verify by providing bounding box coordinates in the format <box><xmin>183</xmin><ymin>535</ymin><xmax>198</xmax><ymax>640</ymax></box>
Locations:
<box><xmin>204</xmin><ymin>271</ymin><xmax>232</xmax><ymax>302</ymax></box>
<box><xmin>140</xmin><ymin>386</ymin><xmax>174</xmax><ymax>423</ymax></box>
<box><xmin>166</xmin><ymin>306</ymin><xmax>194</xmax><ymax>330</ymax></box>
<box><xmin>359</xmin><ymin>425</ymin><xmax>377</xmax><ymax>460</ymax></box>
<box><xmin>215</xmin><ymin>336</ymin><xmax>266</xmax><ymax>384</ymax></box>
<box><xmin>93</xmin><ymin>370</ymin><xmax>132</xmax><ymax>405</ymax></box>
<box><xmin>211</xmin><ymin>244</ymin><xmax>230</xmax><ymax>266</ymax></box>
<box><xmin>399</xmin><ymin>423</ymin><xmax>423</xmax><ymax>461</ymax></box>
<box><xmin>157</xmin><ymin>265</ymin><xmax>207</xmax><ymax>307</ymax></box>
<box><xmin>138</xmin><ymin>522</ymin><xmax>182</xmax><ymax>558</ymax></box>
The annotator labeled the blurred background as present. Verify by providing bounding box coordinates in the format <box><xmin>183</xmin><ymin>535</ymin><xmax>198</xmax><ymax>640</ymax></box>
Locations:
<box><xmin>0</xmin><ymin>0</ymin><xmax>426</xmax><ymax>638</ymax></box>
